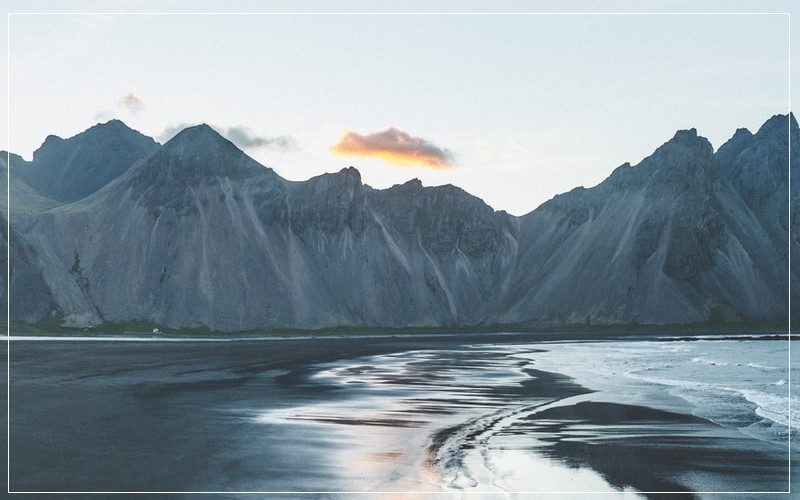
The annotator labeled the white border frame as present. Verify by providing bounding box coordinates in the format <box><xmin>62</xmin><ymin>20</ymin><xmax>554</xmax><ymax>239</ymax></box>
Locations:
<box><xmin>4</xmin><ymin>10</ymin><xmax>794</xmax><ymax>496</ymax></box>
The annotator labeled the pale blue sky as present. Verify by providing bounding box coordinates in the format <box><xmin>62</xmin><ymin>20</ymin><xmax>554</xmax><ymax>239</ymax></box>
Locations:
<box><xmin>1</xmin><ymin>1</ymin><xmax>796</xmax><ymax>215</ymax></box>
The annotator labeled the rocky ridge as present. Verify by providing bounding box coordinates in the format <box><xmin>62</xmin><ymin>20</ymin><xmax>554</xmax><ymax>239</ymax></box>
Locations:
<box><xmin>2</xmin><ymin>115</ymin><xmax>795</xmax><ymax>331</ymax></box>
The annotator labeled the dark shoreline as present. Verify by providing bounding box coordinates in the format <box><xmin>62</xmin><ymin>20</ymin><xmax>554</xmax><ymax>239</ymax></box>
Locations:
<box><xmin>6</xmin><ymin>329</ymin><xmax>794</xmax><ymax>345</ymax></box>
<box><xmin>6</xmin><ymin>317</ymin><xmax>790</xmax><ymax>339</ymax></box>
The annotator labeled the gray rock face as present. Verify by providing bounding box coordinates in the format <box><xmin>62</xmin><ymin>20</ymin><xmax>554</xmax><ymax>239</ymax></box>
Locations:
<box><xmin>499</xmin><ymin>119</ymin><xmax>793</xmax><ymax>326</ymax></box>
<box><xmin>20</xmin><ymin>126</ymin><xmax>518</xmax><ymax>330</ymax></box>
<box><xmin>0</xmin><ymin>212</ymin><xmax>58</xmax><ymax>323</ymax></box>
<box><xmin>0</xmin><ymin>154</ymin><xmax>61</xmax><ymax>323</ymax></box>
<box><xmin>715</xmin><ymin>114</ymin><xmax>799</xmax><ymax>322</ymax></box>
<box><xmin>12</xmin><ymin>119</ymin><xmax>159</xmax><ymax>203</ymax></box>
<box><xmin>6</xmin><ymin>116</ymin><xmax>794</xmax><ymax>331</ymax></box>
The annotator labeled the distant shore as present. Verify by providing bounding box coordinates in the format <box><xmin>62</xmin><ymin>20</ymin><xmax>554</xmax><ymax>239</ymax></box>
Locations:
<box><xmin>4</xmin><ymin>319</ymin><xmax>790</xmax><ymax>340</ymax></box>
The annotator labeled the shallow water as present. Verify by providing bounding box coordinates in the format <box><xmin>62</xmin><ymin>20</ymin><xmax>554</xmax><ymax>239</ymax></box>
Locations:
<box><xmin>254</xmin><ymin>336</ymin><xmax>796</xmax><ymax>496</ymax></box>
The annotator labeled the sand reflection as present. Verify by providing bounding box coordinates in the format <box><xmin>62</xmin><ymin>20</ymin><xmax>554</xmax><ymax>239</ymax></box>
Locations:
<box><xmin>254</xmin><ymin>347</ymin><xmax>645</xmax><ymax>497</ymax></box>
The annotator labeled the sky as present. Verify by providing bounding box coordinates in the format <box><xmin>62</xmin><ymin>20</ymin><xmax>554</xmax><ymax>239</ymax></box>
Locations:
<box><xmin>0</xmin><ymin>0</ymin><xmax>796</xmax><ymax>216</ymax></box>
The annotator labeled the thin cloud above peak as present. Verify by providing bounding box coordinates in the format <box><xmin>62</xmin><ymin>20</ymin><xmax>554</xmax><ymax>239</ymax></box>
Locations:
<box><xmin>223</xmin><ymin>126</ymin><xmax>297</xmax><ymax>151</ymax></box>
<box><xmin>158</xmin><ymin>122</ymin><xmax>194</xmax><ymax>143</ymax></box>
<box><xmin>329</xmin><ymin>127</ymin><xmax>455</xmax><ymax>169</ymax></box>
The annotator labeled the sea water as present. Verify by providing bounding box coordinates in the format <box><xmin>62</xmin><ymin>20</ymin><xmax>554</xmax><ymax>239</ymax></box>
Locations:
<box><xmin>254</xmin><ymin>334</ymin><xmax>795</xmax><ymax>496</ymax></box>
<box><xmin>523</xmin><ymin>335</ymin><xmax>798</xmax><ymax>449</ymax></box>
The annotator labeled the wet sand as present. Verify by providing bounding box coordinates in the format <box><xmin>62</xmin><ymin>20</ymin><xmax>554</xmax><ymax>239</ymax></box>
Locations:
<box><xmin>2</xmin><ymin>334</ymin><xmax>795</xmax><ymax>498</ymax></box>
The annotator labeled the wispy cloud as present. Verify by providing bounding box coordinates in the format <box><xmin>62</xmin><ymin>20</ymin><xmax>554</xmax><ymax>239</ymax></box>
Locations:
<box><xmin>329</xmin><ymin>127</ymin><xmax>455</xmax><ymax>169</ymax></box>
<box><xmin>158</xmin><ymin>123</ymin><xmax>297</xmax><ymax>151</ymax></box>
<box><xmin>119</xmin><ymin>92</ymin><xmax>143</xmax><ymax>114</ymax></box>
<box><xmin>158</xmin><ymin>122</ymin><xmax>194</xmax><ymax>143</ymax></box>
<box><xmin>223</xmin><ymin>126</ymin><xmax>297</xmax><ymax>151</ymax></box>
<box><xmin>94</xmin><ymin>110</ymin><xmax>113</xmax><ymax>122</ymax></box>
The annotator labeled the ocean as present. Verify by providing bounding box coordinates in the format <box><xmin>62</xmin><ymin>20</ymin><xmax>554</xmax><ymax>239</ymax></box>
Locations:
<box><xmin>528</xmin><ymin>335</ymin><xmax>798</xmax><ymax>450</ymax></box>
<box><xmin>7</xmin><ymin>333</ymin><xmax>796</xmax><ymax>498</ymax></box>
<box><xmin>254</xmin><ymin>334</ymin><xmax>796</xmax><ymax>497</ymax></box>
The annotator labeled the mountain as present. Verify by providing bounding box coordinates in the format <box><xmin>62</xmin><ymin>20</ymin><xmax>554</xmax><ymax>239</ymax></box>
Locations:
<box><xmin>714</xmin><ymin>114</ymin><xmax>799</xmax><ymax>321</ymax></box>
<box><xmin>12</xmin><ymin>119</ymin><xmax>159</xmax><ymax>203</ymax></box>
<box><xmin>19</xmin><ymin>125</ymin><xmax>517</xmax><ymax>330</ymax></box>
<box><xmin>498</xmin><ymin>121</ymin><xmax>793</xmax><ymax>326</ymax></box>
<box><xmin>4</xmin><ymin>115</ymin><xmax>794</xmax><ymax>331</ymax></box>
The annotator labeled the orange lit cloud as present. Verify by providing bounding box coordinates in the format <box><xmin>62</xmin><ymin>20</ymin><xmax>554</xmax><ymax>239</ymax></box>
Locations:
<box><xmin>118</xmin><ymin>92</ymin><xmax>143</xmax><ymax>113</ymax></box>
<box><xmin>329</xmin><ymin>127</ymin><xmax>454</xmax><ymax>169</ymax></box>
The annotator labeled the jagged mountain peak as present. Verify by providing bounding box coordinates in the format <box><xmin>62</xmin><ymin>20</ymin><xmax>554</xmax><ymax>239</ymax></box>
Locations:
<box><xmin>299</xmin><ymin>167</ymin><xmax>364</xmax><ymax>201</ymax></box>
<box><xmin>717</xmin><ymin>113</ymin><xmax>796</xmax><ymax>172</ymax></box>
<box><xmin>161</xmin><ymin>123</ymin><xmax>235</xmax><ymax>154</ymax></box>
<box><xmin>128</xmin><ymin>123</ymin><xmax>276</xmax><ymax>199</ymax></box>
<box><xmin>395</xmin><ymin>178</ymin><xmax>423</xmax><ymax>190</ymax></box>
<box><xmin>338</xmin><ymin>166</ymin><xmax>361</xmax><ymax>181</ymax></box>
<box><xmin>639</xmin><ymin>127</ymin><xmax>714</xmax><ymax>175</ymax></box>
<box><xmin>32</xmin><ymin>135</ymin><xmax>66</xmax><ymax>162</ymax></box>
<box><xmin>672</xmin><ymin>127</ymin><xmax>697</xmax><ymax>141</ymax></box>
<box><xmin>5</xmin><ymin>113</ymin><xmax>793</xmax><ymax>331</ymax></box>
<box><xmin>154</xmin><ymin>122</ymin><xmax>268</xmax><ymax>177</ymax></box>
<box><xmin>18</xmin><ymin>119</ymin><xmax>160</xmax><ymax>203</ymax></box>
<box><xmin>731</xmin><ymin>127</ymin><xmax>753</xmax><ymax>140</ymax></box>
<box><xmin>666</xmin><ymin>127</ymin><xmax>712</xmax><ymax>152</ymax></box>
<box><xmin>154</xmin><ymin>123</ymin><xmax>282</xmax><ymax>180</ymax></box>
<box><xmin>32</xmin><ymin>119</ymin><xmax>154</xmax><ymax>162</ymax></box>
<box><xmin>171</xmin><ymin>122</ymin><xmax>217</xmax><ymax>139</ymax></box>
<box><xmin>599</xmin><ymin>128</ymin><xmax>713</xmax><ymax>195</ymax></box>
<box><xmin>87</xmin><ymin>118</ymin><xmax>134</xmax><ymax>133</ymax></box>
<box><xmin>755</xmin><ymin>112</ymin><xmax>797</xmax><ymax>137</ymax></box>
<box><xmin>311</xmin><ymin>166</ymin><xmax>362</xmax><ymax>185</ymax></box>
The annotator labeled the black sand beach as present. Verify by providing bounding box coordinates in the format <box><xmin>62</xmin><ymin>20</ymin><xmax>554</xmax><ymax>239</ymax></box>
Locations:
<box><xmin>2</xmin><ymin>334</ymin><xmax>795</xmax><ymax>499</ymax></box>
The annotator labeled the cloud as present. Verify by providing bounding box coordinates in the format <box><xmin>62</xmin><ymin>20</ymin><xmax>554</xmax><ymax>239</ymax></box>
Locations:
<box><xmin>158</xmin><ymin>123</ymin><xmax>297</xmax><ymax>151</ymax></box>
<box><xmin>158</xmin><ymin>122</ymin><xmax>193</xmax><ymax>143</ymax></box>
<box><xmin>329</xmin><ymin>127</ymin><xmax>455</xmax><ymax>169</ymax></box>
<box><xmin>118</xmin><ymin>93</ymin><xmax>143</xmax><ymax>114</ymax></box>
<box><xmin>94</xmin><ymin>110</ymin><xmax>113</xmax><ymax>122</ymax></box>
<box><xmin>222</xmin><ymin>126</ymin><xmax>297</xmax><ymax>151</ymax></box>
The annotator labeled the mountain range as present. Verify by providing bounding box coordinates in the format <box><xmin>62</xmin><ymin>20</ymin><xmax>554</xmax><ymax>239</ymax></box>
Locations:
<box><xmin>1</xmin><ymin>115</ymin><xmax>795</xmax><ymax>332</ymax></box>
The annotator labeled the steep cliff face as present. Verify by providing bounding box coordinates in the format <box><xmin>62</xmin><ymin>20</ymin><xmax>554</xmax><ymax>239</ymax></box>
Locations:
<box><xmin>0</xmin><ymin>155</ymin><xmax>60</xmax><ymax>323</ymax></box>
<box><xmin>715</xmin><ymin>114</ymin><xmax>799</xmax><ymax>322</ymax></box>
<box><xmin>0</xmin><ymin>212</ymin><xmax>58</xmax><ymax>323</ymax></box>
<box><xmin>7</xmin><ymin>115</ymin><xmax>793</xmax><ymax>331</ymax></box>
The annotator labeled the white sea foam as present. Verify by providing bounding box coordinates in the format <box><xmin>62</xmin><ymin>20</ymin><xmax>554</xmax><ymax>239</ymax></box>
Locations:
<box><xmin>746</xmin><ymin>362</ymin><xmax>780</xmax><ymax>371</ymax></box>
<box><xmin>523</xmin><ymin>338</ymin><xmax>797</xmax><ymax>448</ymax></box>
<box><xmin>737</xmin><ymin>389</ymin><xmax>800</xmax><ymax>428</ymax></box>
<box><xmin>691</xmin><ymin>357</ymin><xmax>728</xmax><ymax>366</ymax></box>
